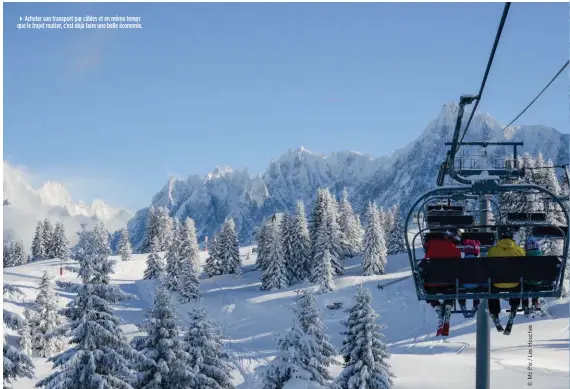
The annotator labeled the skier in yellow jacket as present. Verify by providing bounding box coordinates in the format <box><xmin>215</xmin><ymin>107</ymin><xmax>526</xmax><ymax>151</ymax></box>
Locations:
<box><xmin>487</xmin><ymin>226</ymin><xmax>526</xmax><ymax>324</ymax></box>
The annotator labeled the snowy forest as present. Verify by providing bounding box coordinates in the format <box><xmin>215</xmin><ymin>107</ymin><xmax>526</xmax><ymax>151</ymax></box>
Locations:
<box><xmin>4</xmin><ymin>152</ymin><xmax>570</xmax><ymax>389</ymax></box>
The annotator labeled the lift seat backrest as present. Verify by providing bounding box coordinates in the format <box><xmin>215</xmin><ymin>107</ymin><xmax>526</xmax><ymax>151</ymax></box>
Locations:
<box><xmin>427</xmin><ymin>205</ymin><xmax>464</xmax><ymax>213</ymax></box>
<box><xmin>532</xmin><ymin>226</ymin><xmax>568</xmax><ymax>238</ymax></box>
<box><xmin>507</xmin><ymin>212</ymin><xmax>546</xmax><ymax>222</ymax></box>
<box><xmin>418</xmin><ymin>256</ymin><xmax>561</xmax><ymax>285</ymax></box>
<box><xmin>425</xmin><ymin>215</ymin><xmax>475</xmax><ymax>227</ymax></box>
<box><xmin>460</xmin><ymin>232</ymin><xmax>496</xmax><ymax>246</ymax></box>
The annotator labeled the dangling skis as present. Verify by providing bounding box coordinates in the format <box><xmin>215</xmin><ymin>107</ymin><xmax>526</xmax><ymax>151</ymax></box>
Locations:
<box><xmin>441</xmin><ymin>304</ymin><xmax>452</xmax><ymax>336</ymax></box>
<box><xmin>491</xmin><ymin>314</ymin><xmax>504</xmax><ymax>332</ymax></box>
<box><xmin>503</xmin><ymin>311</ymin><xmax>517</xmax><ymax>335</ymax></box>
<box><xmin>435</xmin><ymin>306</ymin><xmax>445</xmax><ymax>336</ymax></box>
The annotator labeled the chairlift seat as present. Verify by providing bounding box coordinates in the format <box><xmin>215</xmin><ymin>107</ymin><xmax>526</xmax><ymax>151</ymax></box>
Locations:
<box><xmin>426</xmin><ymin>215</ymin><xmax>475</xmax><ymax>227</ymax></box>
<box><xmin>418</xmin><ymin>256</ymin><xmax>561</xmax><ymax>286</ymax></box>
<box><xmin>532</xmin><ymin>226</ymin><xmax>568</xmax><ymax>238</ymax></box>
<box><xmin>507</xmin><ymin>212</ymin><xmax>547</xmax><ymax>222</ymax></box>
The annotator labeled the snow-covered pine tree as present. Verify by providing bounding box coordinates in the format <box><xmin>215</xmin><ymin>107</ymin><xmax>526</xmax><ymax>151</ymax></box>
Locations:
<box><xmin>324</xmin><ymin>190</ymin><xmax>344</xmax><ymax>274</ymax></box>
<box><xmin>387</xmin><ymin>204</ymin><xmax>407</xmax><ymax>256</ymax></box>
<box><xmin>309</xmin><ymin>189</ymin><xmax>327</xmax><ymax>259</ymax></box>
<box><xmin>294</xmin><ymin>291</ymin><xmax>338</xmax><ymax>381</ymax></box>
<box><xmin>132</xmin><ymin>284</ymin><xmax>195</xmax><ymax>389</ymax></box>
<box><xmin>30</xmin><ymin>271</ymin><xmax>65</xmax><ymax>357</ymax></box>
<box><xmin>144</xmin><ymin>237</ymin><xmax>165</xmax><ymax>280</ymax></box>
<box><xmin>165</xmin><ymin>219</ymin><xmax>182</xmax><ymax>290</ymax></box>
<box><xmin>155</xmin><ymin>206</ymin><xmax>174</xmax><ymax>251</ymax></box>
<box><xmin>92</xmin><ymin>222</ymin><xmax>114</xmax><ymax>284</ymax></box>
<box><xmin>280</xmin><ymin>213</ymin><xmax>296</xmax><ymax>283</ymax></box>
<box><xmin>38</xmin><ymin>225</ymin><xmax>140</xmax><ymax>389</ymax></box>
<box><xmin>335</xmin><ymin>287</ymin><xmax>394</xmax><ymax>389</ymax></box>
<box><xmin>117</xmin><ymin>228</ymin><xmax>133</xmax><ymax>261</ymax></box>
<box><xmin>180</xmin><ymin>217</ymin><xmax>201</xmax><ymax>276</ymax></box>
<box><xmin>262</xmin><ymin>291</ymin><xmax>337</xmax><ymax>389</ymax></box>
<box><xmin>311</xmin><ymin>190</ymin><xmax>344</xmax><ymax>282</ymax></box>
<box><xmin>184</xmin><ymin>303</ymin><xmax>235</xmax><ymax>389</ymax></box>
<box><xmin>3</xmin><ymin>242</ymin><xmax>14</xmax><ymax>268</ymax></box>
<box><xmin>338</xmin><ymin>188</ymin><xmax>363</xmax><ymax>257</ymax></box>
<box><xmin>51</xmin><ymin>222</ymin><xmax>70</xmax><ymax>261</ymax></box>
<box><xmin>11</xmin><ymin>241</ymin><xmax>27</xmax><ymax>266</ymax></box>
<box><xmin>317</xmin><ymin>250</ymin><xmax>335</xmax><ymax>293</ymax></box>
<box><xmin>363</xmin><ymin>202</ymin><xmax>388</xmax><ymax>275</ymax></box>
<box><xmin>177</xmin><ymin>219</ymin><xmax>201</xmax><ymax>303</ymax></box>
<box><xmin>18</xmin><ymin>312</ymin><xmax>33</xmax><ymax>356</ymax></box>
<box><xmin>31</xmin><ymin>221</ymin><xmax>46</xmax><ymax>261</ymax></box>
<box><xmin>42</xmin><ymin>218</ymin><xmax>54</xmax><ymax>259</ymax></box>
<box><xmin>141</xmin><ymin>205</ymin><xmax>158</xmax><ymax>253</ymax></box>
<box><xmin>255</xmin><ymin>218</ymin><xmax>275</xmax><ymax>272</ymax></box>
<box><xmin>260</xmin><ymin>223</ymin><xmax>289</xmax><ymax>290</ymax></box>
<box><xmin>4</xmin><ymin>304</ymin><xmax>34</xmax><ymax>389</ymax></box>
<box><xmin>382</xmin><ymin>206</ymin><xmax>394</xmax><ymax>238</ymax></box>
<box><xmin>204</xmin><ymin>234</ymin><xmax>224</xmax><ymax>277</ymax></box>
<box><xmin>290</xmin><ymin>200</ymin><xmax>312</xmax><ymax>282</ymax></box>
<box><xmin>219</xmin><ymin>218</ymin><xmax>241</xmax><ymax>275</ymax></box>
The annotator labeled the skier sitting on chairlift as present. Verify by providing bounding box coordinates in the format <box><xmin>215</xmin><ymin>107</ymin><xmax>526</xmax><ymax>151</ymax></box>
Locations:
<box><xmin>487</xmin><ymin>226</ymin><xmax>526</xmax><ymax>334</ymax></box>
<box><xmin>521</xmin><ymin>236</ymin><xmax>543</xmax><ymax>315</ymax></box>
<box><xmin>423</xmin><ymin>229</ymin><xmax>462</xmax><ymax>320</ymax></box>
<box><xmin>457</xmin><ymin>239</ymin><xmax>481</xmax><ymax>316</ymax></box>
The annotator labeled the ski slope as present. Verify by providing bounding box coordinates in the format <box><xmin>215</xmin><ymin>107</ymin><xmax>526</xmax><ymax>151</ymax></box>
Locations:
<box><xmin>4</xmin><ymin>247</ymin><xmax>569</xmax><ymax>389</ymax></box>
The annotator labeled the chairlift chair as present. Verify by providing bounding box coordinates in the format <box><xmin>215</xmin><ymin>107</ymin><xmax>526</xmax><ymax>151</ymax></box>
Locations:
<box><xmin>405</xmin><ymin>182</ymin><xmax>569</xmax><ymax>304</ymax></box>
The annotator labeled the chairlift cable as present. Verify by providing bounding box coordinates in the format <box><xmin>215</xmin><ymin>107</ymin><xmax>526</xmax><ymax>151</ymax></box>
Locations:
<box><xmin>483</xmin><ymin>60</ymin><xmax>569</xmax><ymax>142</ymax></box>
<box><xmin>457</xmin><ymin>2</ymin><xmax>511</xmax><ymax>150</ymax></box>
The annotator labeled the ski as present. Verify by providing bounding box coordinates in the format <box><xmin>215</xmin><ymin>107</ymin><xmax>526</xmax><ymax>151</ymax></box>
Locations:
<box><xmin>491</xmin><ymin>314</ymin><xmax>504</xmax><ymax>332</ymax></box>
<box><xmin>503</xmin><ymin>312</ymin><xmax>516</xmax><ymax>335</ymax></box>
<box><xmin>435</xmin><ymin>307</ymin><xmax>445</xmax><ymax>337</ymax></box>
<box><xmin>441</xmin><ymin>305</ymin><xmax>452</xmax><ymax>336</ymax></box>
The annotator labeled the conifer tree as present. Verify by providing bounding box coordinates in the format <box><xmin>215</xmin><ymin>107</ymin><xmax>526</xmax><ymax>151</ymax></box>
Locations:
<box><xmin>387</xmin><ymin>205</ymin><xmax>407</xmax><ymax>255</ymax></box>
<box><xmin>324</xmin><ymin>190</ymin><xmax>344</xmax><ymax>274</ymax></box>
<box><xmin>362</xmin><ymin>202</ymin><xmax>387</xmax><ymax>275</ymax></box>
<box><xmin>144</xmin><ymin>237</ymin><xmax>165</xmax><ymax>280</ymax></box>
<box><xmin>336</xmin><ymin>287</ymin><xmax>394</xmax><ymax>389</ymax></box>
<box><xmin>11</xmin><ymin>241</ymin><xmax>27</xmax><ymax>266</ymax></box>
<box><xmin>3</xmin><ymin>242</ymin><xmax>14</xmax><ymax>268</ymax></box>
<box><xmin>18</xmin><ymin>313</ymin><xmax>33</xmax><ymax>356</ymax></box>
<box><xmin>30</xmin><ymin>271</ymin><xmax>65</xmax><ymax>358</ymax></box>
<box><xmin>290</xmin><ymin>200</ymin><xmax>312</xmax><ymax>282</ymax></box>
<box><xmin>3</xmin><ymin>305</ymin><xmax>34</xmax><ymax>389</ymax></box>
<box><xmin>219</xmin><ymin>218</ymin><xmax>241</xmax><ymax>275</ymax></box>
<box><xmin>338</xmin><ymin>188</ymin><xmax>363</xmax><ymax>257</ymax></box>
<box><xmin>117</xmin><ymin>228</ymin><xmax>133</xmax><ymax>261</ymax></box>
<box><xmin>255</xmin><ymin>218</ymin><xmax>275</xmax><ymax>272</ymax></box>
<box><xmin>52</xmin><ymin>222</ymin><xmax>70</xmax><ymax>260</ymax></box>
<box><xmin>141</xmin><ymin>205</ymin><xmax>158</xmax><ymax>253</ymax></box>
<box><xmin>180</xmin><ymin>217</ymin><xmax>201</xmax><ymax>276</ymax></box>
<box><xmin>37</xmin><ymin>225</ymin><xmax>140</xmax><ymax>389</ymax></box>
<box><xmin>260</xmin><ymin>224</ymin><xmax>289</xmax><ymax>291</ymax></box>
<box><xmin>204</xmin><ymin>234</ymin><xmax>224</xmax><ymax>278</ymax></box>
<box><xmin>184</xmin><ymin>303</ymin><xmax>235</xmax><ymax>389</ymax></box>
<box><xmin>43</xmin><ymin>218</ymin><xmax>54</xmax><ymax>259</ymax></box>
<box><xmin>165</xmin><ymin>219</ymin><xmax>182</xmax><ymax>290</ymax></box>
<box><xmin>280</xmin><ymin>213</ymin><xmax>295</xmax><ymax>283</ymax></box>
<box><xmin>309</xmin><ymin>189</ymin><xmax>327</xmax><ymax>259</ymax></box>
<box><xmin>132</xmin><ymin>284</ymin><xmax>195</xmax><ymax>389</ymax></box>
<box><xmin>31</xmin><ymin>221</ymin><xmax>46</xmax><ymax>261</ymax></box>
<box><xmin>155</xmin><ymin>206</ymin><xmax>174</xmax><ymax>251</ymax></box>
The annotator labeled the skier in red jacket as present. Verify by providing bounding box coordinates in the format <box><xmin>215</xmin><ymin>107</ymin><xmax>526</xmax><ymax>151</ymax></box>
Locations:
<box><xmin>422</xmin><ymin>230</ymin><xmax>462</xmax><ymax>320</ymax></box>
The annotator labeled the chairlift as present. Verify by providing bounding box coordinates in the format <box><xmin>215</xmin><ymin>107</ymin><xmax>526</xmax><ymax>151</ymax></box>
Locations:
<box><xmin>405</xmin><ymin>182</ymin><xmax>569</xmax><ymax>303</ymax></box>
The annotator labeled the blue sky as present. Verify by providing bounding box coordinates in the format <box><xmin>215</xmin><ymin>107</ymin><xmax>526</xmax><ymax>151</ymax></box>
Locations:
<box><xmin>4</xmin><ymin>2</ymin><xmax>568</xmax><ymax>210</ymax></box>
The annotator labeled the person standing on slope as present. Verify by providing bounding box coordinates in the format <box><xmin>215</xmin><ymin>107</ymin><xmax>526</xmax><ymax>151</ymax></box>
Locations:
<box><xmin>521</xmin><ymin>236</ymin><xmax>543</xmax><ymax>315</ymax></box>
<box><xmin>486</xmin><ymin>226</ymin><xmax>526</xmax><ymax>333</ymax></box>
<box><xmin>457</xmin><ymin>239</ymin><xmax>481</xmax><ymax>316</ymax></box>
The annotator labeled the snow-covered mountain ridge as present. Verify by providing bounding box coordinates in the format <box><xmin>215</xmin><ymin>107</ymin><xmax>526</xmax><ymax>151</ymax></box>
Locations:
<box><xmin>3</xmin><ymin>161</ymin><xmax>133</xmax><ymax>248</ymax></box>
<box><xmin>126</xmin><ymin>102</ymin><xmax>569</xmax><ymax>249</ymax></box>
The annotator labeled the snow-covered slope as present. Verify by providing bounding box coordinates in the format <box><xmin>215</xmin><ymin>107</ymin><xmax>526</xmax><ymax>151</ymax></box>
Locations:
<box><xmin>4</xmin><ymin>248</ymin><xmax>568</xmax><ymax>389</ymax></box>
<box><xmin>3</xmin><ymin>161</ymin><xmax>133</xmax><ymax>248</ymax></box>
<box><xmin>127</xmin><ymin>103</ymin><xmax>569</xmax><ymax>248</ymax></box>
